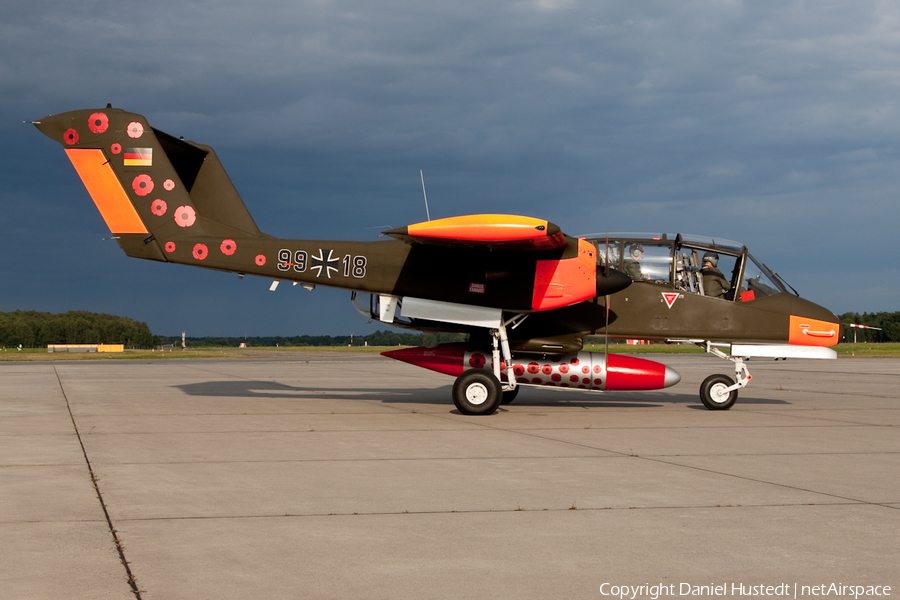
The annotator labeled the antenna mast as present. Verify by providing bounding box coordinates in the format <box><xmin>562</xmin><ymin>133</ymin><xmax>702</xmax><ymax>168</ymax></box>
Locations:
<box><xmin>420</xmin><ymin>170</ymin><xmax>431</xmax><ymax>221</ymax></box>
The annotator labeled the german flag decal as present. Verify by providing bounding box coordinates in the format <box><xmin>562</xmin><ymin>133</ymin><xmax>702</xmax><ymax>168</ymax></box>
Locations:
<box><xmin>123</xmin><ymin>147</ymin><xmax>152</xmax><ymax>167</ymax></box>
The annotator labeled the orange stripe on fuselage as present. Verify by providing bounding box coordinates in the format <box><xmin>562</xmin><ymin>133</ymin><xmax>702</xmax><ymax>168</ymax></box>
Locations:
<box><xmin>531</xmin><ymin>238</ymin><xmax>596</xmax><ymax>311</ymax></box>
<box><xmin>788</xmin><ymin>315</ymin><xmax>840</xmax><ymax>347</ymax></box>
<box><xmin>64</xmin><ymin>148</ymin><xmax>148</xmax><ymax>234</ymax></box>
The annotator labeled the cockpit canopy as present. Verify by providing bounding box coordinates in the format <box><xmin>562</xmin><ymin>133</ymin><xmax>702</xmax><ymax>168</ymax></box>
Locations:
<box><xmin>584</xmin><ymin>233</ymin><xmax>794</xmax><ymax>303</ymax></box>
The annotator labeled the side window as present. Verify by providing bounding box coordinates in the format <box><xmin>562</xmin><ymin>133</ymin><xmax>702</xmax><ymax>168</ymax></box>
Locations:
<box><xmin>623</xmin><ymin>242</ymin><xmax>672</xmax><ymax>284</ymax></box>
<box><xmin>595</xmin><ymin>241</ymin><xmax>620</xmax><ymax>270</ymax></box>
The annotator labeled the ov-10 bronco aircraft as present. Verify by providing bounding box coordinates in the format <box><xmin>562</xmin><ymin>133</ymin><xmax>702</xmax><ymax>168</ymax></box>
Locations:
<box><xmin>35</xmin><ymin>107</ymin><xmax>841</xmax><ymax>415</ymax></box>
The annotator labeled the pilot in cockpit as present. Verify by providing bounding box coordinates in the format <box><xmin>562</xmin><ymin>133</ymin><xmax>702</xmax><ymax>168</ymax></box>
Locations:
<box><xmin>623</xmin><ymin>243</ymin><xmax>646</xmax><ymax>280</ymax></box>
<box><xmin>701</xmin><ymin>252</ymin><xmax>731</xmax><ymax>298</ymax></box>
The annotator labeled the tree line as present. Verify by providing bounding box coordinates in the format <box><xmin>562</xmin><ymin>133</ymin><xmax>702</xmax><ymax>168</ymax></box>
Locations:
<box><xmin>0</xmin><ymin>310</ymin><xmax>464</xmax><ymax>348</ymax></box>
<box><xmin>839</xmin><ymin>312</ymin><xmax>900</xmax><ymax>343</ymax></box>
<box><xmin>0</xmin><ymin>311</ymin><xmax>155</xmax><ymax>348</ymax></box>
<box><xmin>156</xmin><ymin>330</ymin><xmax>467</xmax><ymax>348</ymax></box>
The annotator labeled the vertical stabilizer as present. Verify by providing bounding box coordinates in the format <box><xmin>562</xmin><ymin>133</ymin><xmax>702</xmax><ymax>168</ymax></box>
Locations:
<box><xmin>35</xmin><ymin>108</ymin><xmax>268</xmax><ymax>262</ymax></box>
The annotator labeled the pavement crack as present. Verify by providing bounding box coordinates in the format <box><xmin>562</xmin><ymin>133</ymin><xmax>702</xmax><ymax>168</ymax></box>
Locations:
<box><xmin>113</xmin><ymin>500</ymin><xmax>874</xmax><ymax>522</ymax></box>
<box><xmin>54</xmin><ymin>366</ymin><xmax>144</xmax><ymax>599</ymax></box>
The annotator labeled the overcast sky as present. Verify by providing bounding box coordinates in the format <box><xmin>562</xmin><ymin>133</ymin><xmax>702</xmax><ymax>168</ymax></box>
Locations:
<box><xmin>3</xmin><ymin>0</ymin><xmax>899</xmax><ymax>336</ymax></box>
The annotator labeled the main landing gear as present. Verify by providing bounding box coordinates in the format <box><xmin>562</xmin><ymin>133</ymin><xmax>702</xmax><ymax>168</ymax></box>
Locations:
<box><xmin>500</xmin><ymin>386</ymin><xmax>520</xmax><ymax>405</ymax></box>
<box><xmin>451</xmin><ymin>371</ymin><xmax>520</xmax><ymax>415</ymax></box>
<box><xmin>697</xmin><ymin>342</ymin><xmax>752</xmax><ymax>410</ymax></box>
<box><xmin>452</xmin><ymin>370</ymin><xmax>503</xmax><ymax>415</ymax></box>
<box><xmin>451</xmin><ymin>318</ymin><xmax>520</xmax><ymax>416</ymax></box>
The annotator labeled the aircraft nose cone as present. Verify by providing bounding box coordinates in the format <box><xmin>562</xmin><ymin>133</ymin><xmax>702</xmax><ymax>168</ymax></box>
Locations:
<box><xmin>596</xmin><ymin>267</ymin><xmax>631</xmax><ymax>296</ymax></box>
<box><xmin>663</xmin><ymin>365</ymin><xmax>681</xmax><ymax>388</ymax></box>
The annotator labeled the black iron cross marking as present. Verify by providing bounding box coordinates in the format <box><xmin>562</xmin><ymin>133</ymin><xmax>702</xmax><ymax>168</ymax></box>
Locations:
<box><xmin>310</xmin><ymin>249</ymin><xmax>339</xmax><ymax>278</ymax></box>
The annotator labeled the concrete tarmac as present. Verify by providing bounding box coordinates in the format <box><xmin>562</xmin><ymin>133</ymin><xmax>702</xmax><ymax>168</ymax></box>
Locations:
<box><xmin>1</xmin><ymin>353</ymin><xmax>897</xmax><ymax>599</ymax></box>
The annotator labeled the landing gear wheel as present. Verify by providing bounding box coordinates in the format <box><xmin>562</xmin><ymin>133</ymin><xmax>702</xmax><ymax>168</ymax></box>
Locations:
<box><xmin>500</xmin><ymin>386</ymin><xmax>519</xmax><ymax>405</ymax></box>
<box><xmin>700</xmin><ymin>374</ymin><xmax>738</xmax><ymax>410</ymax></box>
<box><xmin>452</xmin><ymin>370</ymin><xmax>502</xmax><ymax>415</ymax></box>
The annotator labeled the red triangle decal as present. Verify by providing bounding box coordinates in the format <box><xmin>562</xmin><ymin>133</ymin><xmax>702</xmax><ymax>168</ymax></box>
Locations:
<box><xmin>662</xmin><ymin>293</ymin><xmax>679</xmax><ymax>309</ymax></box>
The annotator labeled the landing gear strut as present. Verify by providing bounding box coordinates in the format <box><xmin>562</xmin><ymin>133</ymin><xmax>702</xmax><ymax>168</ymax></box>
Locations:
<box><xmin>697</xmin><ymin>342</ymin><xmax>752</xmax><ymax>411</ymax></box>
<box><xmin>451</xmin><ymin>314</ymin><xmax>519</xmax><ymax>415</ymax></box>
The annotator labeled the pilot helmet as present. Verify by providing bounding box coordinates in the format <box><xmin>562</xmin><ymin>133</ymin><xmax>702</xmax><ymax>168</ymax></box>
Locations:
<box><xmin>629</xmin><ymin>243</ymin><xmax>644</xmax><ymax>258</ymax></box>
<box><xmin>702</xmin><ymin>252</ymin><xmax>719</xmax><ymax>267</ymax></box>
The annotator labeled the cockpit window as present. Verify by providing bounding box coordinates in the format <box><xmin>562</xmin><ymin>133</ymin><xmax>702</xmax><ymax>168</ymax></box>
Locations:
<box><xmin>676</xmin><ymin>247</ymin><xmax>739</xmax><ymax>300</ymax></box>
<box><xmin>737</xmin><ymin>253</ymin><xmax>786</xmax><ymax>301</ymax></box>
<box><xmin>623</xmin><ymin>242</ymin><xmax>672</xmax><ymax>284</ymax></box>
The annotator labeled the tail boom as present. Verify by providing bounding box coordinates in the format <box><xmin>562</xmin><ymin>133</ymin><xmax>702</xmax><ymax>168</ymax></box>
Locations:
<box><xmin>35</xmin><ymin>107</ymin><xmax>625</xmax><ymax>313</ymax></box>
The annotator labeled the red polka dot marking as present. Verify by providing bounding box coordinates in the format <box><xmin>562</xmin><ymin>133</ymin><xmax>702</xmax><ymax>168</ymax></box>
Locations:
<box><xmin>132</xmin><ymin>174</ymin><xmax>154</xmax><ymax>196</ymax></box>
<box><xmin>88</xmin><ymin>113</ymin><xmax>108</xmax><ymax>134</ymax></box>
<box><xmin>127</xmin><ymin>122</ymin><xmax>144</xmax><ymax>138</ymax></box>
<box><xmin>151</xmin><ymin>199</ymin><xmax>167</xmax><ymax>216</ymax></box>
<box><xmin>174</xmin><ymin>206</ymin><xmax>196</xmax><ymax>228</ymax></box>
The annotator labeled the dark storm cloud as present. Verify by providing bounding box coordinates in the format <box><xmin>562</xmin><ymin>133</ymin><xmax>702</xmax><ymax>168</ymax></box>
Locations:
<box><xmin>2</xmin><ymin>0</ymin><xmax>898</xmax><ymax>335</ymax></box>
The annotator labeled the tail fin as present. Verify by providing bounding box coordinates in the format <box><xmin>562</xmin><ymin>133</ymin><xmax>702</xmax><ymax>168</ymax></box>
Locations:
<box><xmin>34</xmin><ymin>107</ymin><xmax>267</xmax><ymax>262</ymax></box>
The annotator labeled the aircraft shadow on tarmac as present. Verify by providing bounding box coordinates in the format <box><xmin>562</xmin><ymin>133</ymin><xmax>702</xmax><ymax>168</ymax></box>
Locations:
<box><xmin>499</xmin><ymin>391</ymin><xmax>789</xmax><ymax>409</ymax></box>
<box><xmin>174</xmin><ymin>380</ymin><xmax>791</xmax><ymax>409</ymax></box>
<box><xmin>174</xmin><ymin>380</ymin><xmax>429</xmax><ymax>403</ymax></box>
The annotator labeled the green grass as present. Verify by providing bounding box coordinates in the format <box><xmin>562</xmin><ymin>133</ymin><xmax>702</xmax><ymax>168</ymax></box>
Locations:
<box><xmin>834</xmin><ymin>342</ymin><xmax>900</xmax><ymax>357</ymax></box>
<box><xmin>0</xmin><ymin>345</ymin><xmax>399</xmax><ymax>361</ymax></box>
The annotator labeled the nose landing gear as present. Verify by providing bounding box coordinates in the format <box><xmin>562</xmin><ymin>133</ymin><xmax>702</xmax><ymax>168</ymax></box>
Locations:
<box><xmin>697</xmin><ymin>342</ymin><xmax>753</xmax><ymax>410</ymax></box>
<box><xmin>699</xmin><ymin>374</ymin><xmax>739</xmax><ymax>410</ymax></box>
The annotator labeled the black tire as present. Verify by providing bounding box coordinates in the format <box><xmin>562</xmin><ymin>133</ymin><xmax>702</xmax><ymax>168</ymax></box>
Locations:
<box><xmin>500</xmin><ymin>386</ymin><xmax>520</xmax><ymax>405</ymax></box>
<box><xmin>452</xmin><ymin>370</ymin><xmax>502</xmax><ymax>415</ymax></box>
<box><xmin>699</xmin><ymin>374</ymin><xmax>738</xmax><ymax>410</ymax></box>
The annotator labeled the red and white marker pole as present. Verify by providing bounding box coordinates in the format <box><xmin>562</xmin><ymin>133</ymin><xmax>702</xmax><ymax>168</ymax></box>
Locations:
<box><xmin>847</xmin><ymin>323</ymin><xmax>882</xmax><ymax>343</ymax></box>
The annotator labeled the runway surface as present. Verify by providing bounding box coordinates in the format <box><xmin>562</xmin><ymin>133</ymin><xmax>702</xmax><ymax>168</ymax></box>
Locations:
<box><xmin>1</xmin><ymin>353</ymin><xmax>898</xmax><ymax>599</ymax></box>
